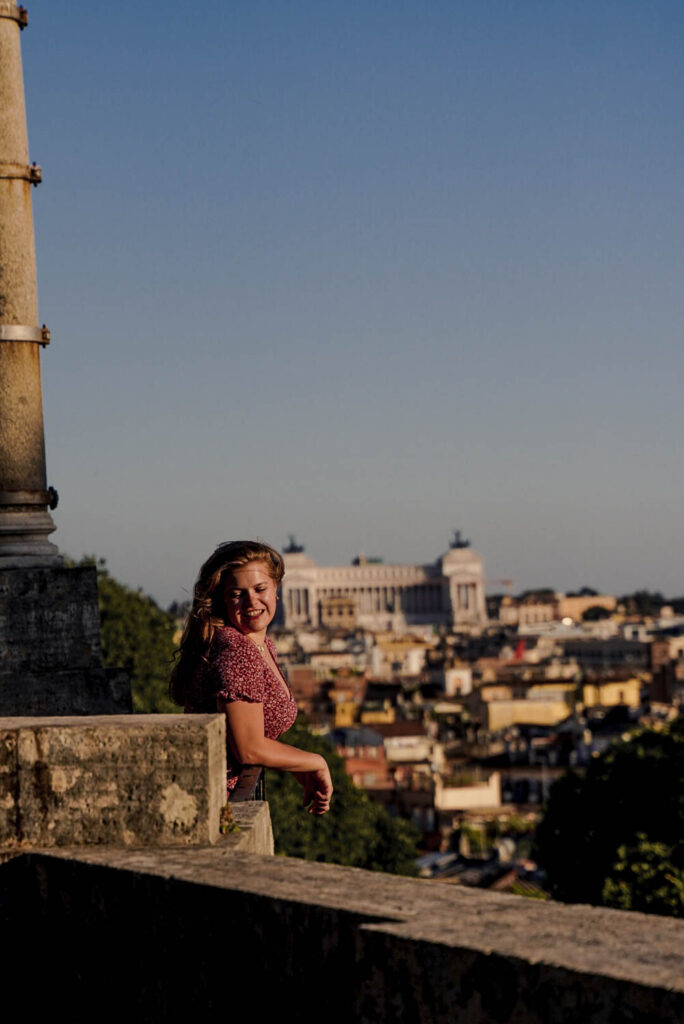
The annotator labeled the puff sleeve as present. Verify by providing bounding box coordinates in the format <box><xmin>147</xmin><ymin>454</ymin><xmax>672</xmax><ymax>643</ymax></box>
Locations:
<box><xmin>213</xmin><ymin>629</ymin><xmax>266</xmax><ymax>704</ymax></box>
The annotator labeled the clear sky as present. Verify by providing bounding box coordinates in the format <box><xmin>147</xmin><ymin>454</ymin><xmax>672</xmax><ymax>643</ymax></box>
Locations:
<box><xmin>18</xmin><ymin>0</ymin><xmax>684</xmax><ymax>606</ymax></box>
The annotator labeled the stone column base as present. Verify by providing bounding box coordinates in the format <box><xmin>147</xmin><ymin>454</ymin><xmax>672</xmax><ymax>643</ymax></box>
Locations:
<box><xmin>0</xmin><ymin>564</ymin><xmax>131</xmax><ymax>715</ymax></box>
<box><xmin>0</xmin><ymin>508</ymin><xmax>61</xmax><ymax>566</ymax></box>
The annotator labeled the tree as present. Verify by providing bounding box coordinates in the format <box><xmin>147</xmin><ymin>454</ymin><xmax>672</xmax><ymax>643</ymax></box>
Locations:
<box><xmin>582</xmin><ymin>605</ymin><xmax>612</xmax><ymax>622</ymax></box>
<box><xmin>518</xmin><ymin>588</ymin><xmax>555</xmax><ymax>602</ymax></box>
<box><xmin>266</xmin><ymin>721</ymin><xmax>419</xmax><ymax>875</ymax></box>
<box><xmin>535</xmin><ymin>717</ymin><xmax>684</xmax><ymax>915</ymax></box>
<box><xmin>618</xmin><ymin>590</ymin><xmax>665</xmax><ymax>617</ymax></box>
<box><xmin>601</xmin><ymin>836</ymin><xmax>684</xmax><ymax>917</ymax></box>
<box><xmin>74</xmin><ymin>557</ymin><xmax>179</xmax><ymax>713</ymax></box>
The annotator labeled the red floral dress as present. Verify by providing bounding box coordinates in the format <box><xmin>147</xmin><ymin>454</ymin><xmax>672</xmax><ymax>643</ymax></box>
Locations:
<box><xmin>186</xmin><ymin>626</ymin><xmax>297</xmax><ymax>792</ymax></box>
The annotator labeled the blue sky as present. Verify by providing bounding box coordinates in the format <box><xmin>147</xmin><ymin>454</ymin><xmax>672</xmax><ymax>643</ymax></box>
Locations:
<box><xmin>19</xmin><ymin>1</ymin><xmax>684</xmax><ymax>605</ymax></box>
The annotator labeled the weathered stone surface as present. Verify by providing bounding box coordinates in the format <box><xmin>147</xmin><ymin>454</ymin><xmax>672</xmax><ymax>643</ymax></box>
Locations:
<box><xmin>0</xmin><ymin>564</ymin><xmax>131</xmax><ymax>714</ymax></box>
<box><xmin>1</xmin><ymin>847</ymin><xmax>682</xmax><ymax>1022</ymax></box>
<box><xmin>0</xmin><ymin>714</ymin><xmax>226</xmax><ymax>848</ymax></box>
<box><xmin>228</xmin><ymin>800</ymin><xmax>274</xmax><ymax>855</ymax></box>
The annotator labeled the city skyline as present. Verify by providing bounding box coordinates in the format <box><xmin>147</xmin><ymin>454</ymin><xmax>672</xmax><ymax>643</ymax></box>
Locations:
<box><xmin>18</xmin><ymin>1</ymin><xmax>684</xmax><ymax>606</ymax></box>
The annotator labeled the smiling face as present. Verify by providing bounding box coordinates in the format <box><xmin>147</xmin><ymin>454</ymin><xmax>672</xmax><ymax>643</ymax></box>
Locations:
<box><xmin>223</xmin><ymin>560</ymin><xmax>278</xmax><ymax>639</ymax></box>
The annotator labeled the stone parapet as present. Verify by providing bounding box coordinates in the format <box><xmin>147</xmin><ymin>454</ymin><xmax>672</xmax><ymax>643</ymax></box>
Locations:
<box><xmin>1</xmin><ymin>847</ymin><xmax>682</xmax><ymax>1021</ymax></box>
<box><xmin>0</xmin><ymin>713</ymin><xmax>226</xmax><ymax>849</ymax></box>
<box><xmin>222</xmin><ymin>801</ymin><xmax>274</xmax><ymax>855</ymax></box>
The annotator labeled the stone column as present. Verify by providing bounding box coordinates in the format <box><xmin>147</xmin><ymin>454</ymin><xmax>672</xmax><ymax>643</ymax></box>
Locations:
<box><xmin>0</xmin><ymin>2</ymin><xmax>59</xmax><ymax>565</ymax></box>
<box><xmin>0</xmin><ymin>4</ymin><xmax>130</xmax><ymax>714</ymax></box>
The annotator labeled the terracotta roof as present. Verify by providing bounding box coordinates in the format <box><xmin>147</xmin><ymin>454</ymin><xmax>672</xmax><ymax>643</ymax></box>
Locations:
<box><xmin>371</xmin><ymin>721</ymin><xmax>427</xmax><ymax>738</ymax></box>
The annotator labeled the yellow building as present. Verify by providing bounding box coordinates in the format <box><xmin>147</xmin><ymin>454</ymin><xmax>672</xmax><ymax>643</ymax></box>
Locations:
<box><xmin>434</xmin><ymin>770</ymin><xmax>501</xmax><ymax>811</ymax></box>
<box><xmin>371</xmin><ymin>635</ymin><xmax>436</xmax><ymax>678</ymax></box>
<box><xmin>484</xmin><ymin>699</ymin><xmax>573</xmax><ymax>731</ymax></box>
<box><xmin>556</xmin><ymin>594</ymin><xmax>617</xmax><ymax>621</ymax></box>
<box><xmin>360</xmin><ymin>703</ymin><xmax>396</xmax><ymax>725</ymax></box>
<box><xmin>582</xmin><ymin>676</ymin><xmax>640</xmax><ymax>709</ymax></box>
<box><xmin>527</xmin><ymin>681</ymin><xmax>577</xmax><ymax>703</ymax></box>
<box><xmin>493</xmin><ymin>592</ymin><xmax>617</xmax><ymax>625</ymax></box>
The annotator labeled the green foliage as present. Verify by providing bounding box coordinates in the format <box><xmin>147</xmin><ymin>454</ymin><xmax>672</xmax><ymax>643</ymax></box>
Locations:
<box><xmin>266</xmin><ymin>722</ymin><xmax>419</xmax><ymax>875</ymax></box>
<box><xmin>518</xmin><ymin>588</ymin><xmax>555</xmax><ymax>602</ymax></box>
<box><xmin>459</xmin><ymin>823</ymin><xmax>487</xmax><ymax>855</ymax></box>
<box><xmin>74</xmin><ymin>556</ymin><xmax>179</xmax><ymax>713</ymax></box>
<box><xmin>455</xmin><ymin>816</ymin><xmax>537</xmax><ymax>861</ymax></box>
<box><xmin>602</xmin><ymin>836</ymin><xmax>684</xmax><ymax>916</ymax></box>
<box><xmin>582</xmin><ymin>605</ymin><xmax>612</xmax><ymax>621</ymax></box>
<box><xmin>536</xmin><ymin>717</ymin><xmax>684</xmax><ymax>915</ymax></box>
<box><xmin>503</xmin><ymin>813</ymin><xmax>539</xmax><ymax>837</ymax></box>
<box><xmin>219</xmin><ymin>803</ymin><xmax>240</xmax><ymax>836</ymax></box>
<box><xmin>508</xmin><ymin>880</ymin><xmax>549</xmax><ymax>901</ymax></box>
<box><xmin>618</xmin><ymin>589</ymin><xmax>665</xmax><ymax>616</ymax></box>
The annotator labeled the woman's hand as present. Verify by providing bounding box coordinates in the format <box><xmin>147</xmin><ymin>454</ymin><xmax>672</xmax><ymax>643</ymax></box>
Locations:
<box><xmin>296</xmin><ymin>764</ymin><xmax>333</xmax><ymax>815</ymax></box>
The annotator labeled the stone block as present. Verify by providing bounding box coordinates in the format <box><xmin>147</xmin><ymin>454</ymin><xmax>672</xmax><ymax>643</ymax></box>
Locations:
<box><xmin>0</xmin><ymin>564</ymin><xmax>131</xmax><ymax>714</ymax></box>
<box><xmin>228</xmin><ymin>801</ymin><xmax>274</xmax><ymax>855</ymax></box>
<box><xmin>0</xmin><ymin>713</ymin><xmax>226</xmax><ymax>848</ymax></box>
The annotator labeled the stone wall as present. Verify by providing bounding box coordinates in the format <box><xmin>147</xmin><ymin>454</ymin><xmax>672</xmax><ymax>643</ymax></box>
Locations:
<box><xmin>1</xmin><ymin>845</ymin><xmax>682</xmax><ymax>1022</ymax></box>
<box><xmin>0</xmin><ymin>564</ymin><xmax>131</xmax><ymax>714</ymax></box>
<box><xmin>0</xmin><ymin>713</ymin><xmax>226</xmax><ymax>849</ymax></box>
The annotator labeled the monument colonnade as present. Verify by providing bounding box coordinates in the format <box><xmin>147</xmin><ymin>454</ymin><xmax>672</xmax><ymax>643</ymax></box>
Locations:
<box><xmin>281</xmin><ymin>549</ymin><xmax>487</xmax><ymax>631</ymax></box>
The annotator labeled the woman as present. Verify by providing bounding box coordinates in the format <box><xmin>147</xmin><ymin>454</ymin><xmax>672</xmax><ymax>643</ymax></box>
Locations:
<box><xmin>170</xmin><ymin>540</ymin><xmax>332</xmax><ymax>815</ymax></box>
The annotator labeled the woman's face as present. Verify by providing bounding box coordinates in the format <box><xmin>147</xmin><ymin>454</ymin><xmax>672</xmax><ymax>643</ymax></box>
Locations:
<box><xmin>223</xmin><ymin>560</ymin><xmax>278</xmax><ymax>636</ymax></box>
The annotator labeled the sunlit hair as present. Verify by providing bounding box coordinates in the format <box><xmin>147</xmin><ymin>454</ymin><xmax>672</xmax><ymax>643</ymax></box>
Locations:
<box><xmin>169</xmin><ymin>540</ymin><xmax>284</xmax><ymax>707</ymax></box>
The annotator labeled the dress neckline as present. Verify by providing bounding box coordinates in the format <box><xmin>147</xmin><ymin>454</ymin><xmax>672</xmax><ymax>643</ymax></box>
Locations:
<box><xmin>261</xmin><ymin>639</ymin><xmax>293</xmax><ymax>702</ymax></box>
<box><xmin>229</xmin><ymin>628</ymin><xmax>292</xmax><ymax>702</ymax></box>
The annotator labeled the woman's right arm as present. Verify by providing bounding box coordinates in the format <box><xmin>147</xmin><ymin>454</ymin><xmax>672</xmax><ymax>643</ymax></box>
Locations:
<box><xmin>219</xmin><ymin>697</ymin><xmax>333</xmax><ymax>814</ymax></box>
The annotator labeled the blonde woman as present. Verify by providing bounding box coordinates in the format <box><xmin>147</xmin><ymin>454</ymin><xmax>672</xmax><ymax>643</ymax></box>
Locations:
<box><xmin>171</xmin><ymin>540</ymin><xmax>332</xmax><ymax>814</ymax></box>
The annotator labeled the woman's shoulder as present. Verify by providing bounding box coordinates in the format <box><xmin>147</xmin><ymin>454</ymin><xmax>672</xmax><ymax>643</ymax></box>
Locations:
<box><xmin>214</xmin><ymin>625</ymin><xmax>240</xmax><ymax>641</ymax></box>
<box><xmin>212</xmin><ymin>627</ymin><xmax>266</xmax><ymax>702</ymax></box>
<box><xmin>211</xmin><ymin>626</ymin><xmax>263</xmax><ymax>667</ymax></box>
<box><xmin>212</xmin><ymin>626</ymin><xmax>251</xmax><ymax>650</ymax></box>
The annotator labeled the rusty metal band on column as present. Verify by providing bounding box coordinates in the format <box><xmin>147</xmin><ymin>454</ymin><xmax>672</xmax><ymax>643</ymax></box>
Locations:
<box><xmin>0</xmin><ymin>161</ymin><xmax>41</xmax><ymax>183</ymax></box>
<box><xmin>0</xmin><ymin>3</ymin><xmax>28</xmax><ymax>28</ymax></box>
<box><xmin>0</xmin><ymin>489</ymin><xmax>51</xmax><ymax>505</ymax></box>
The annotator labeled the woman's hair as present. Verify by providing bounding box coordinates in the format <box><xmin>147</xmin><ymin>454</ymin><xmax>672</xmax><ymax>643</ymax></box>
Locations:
<box><xmin>169</xmin><ymin>540</ymin><xmax>284</xmax><ymax>707</ymax></box>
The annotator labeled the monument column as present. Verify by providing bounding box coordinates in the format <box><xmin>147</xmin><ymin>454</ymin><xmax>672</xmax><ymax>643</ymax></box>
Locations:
<box><xmin>0</xmin><ymin>4</ymin><xmax>130</xmax><ymax>715</ymax></box>
<box><xmin>0</xmin><ymin>1</ymin><xmax>59</xmax><ymax>565</ymax></box>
